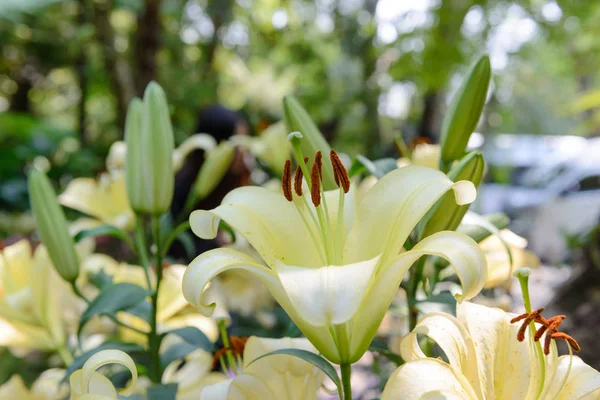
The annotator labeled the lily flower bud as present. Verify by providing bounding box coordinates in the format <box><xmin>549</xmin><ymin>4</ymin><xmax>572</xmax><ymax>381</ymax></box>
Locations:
<box><xmin>125</xmin><ymin>82</ymin><xmax>175</xmax><ymax>215</ymax></box>
<box><xmin>283</xmin><ymin>95</ymin><xmax>336</xmax><ymax>189</ymax></box>
<box><xmin>440</xmin><ymin>55</ymin><xmax>491</xmax><ymax>169</ymax></box>
<box><xmin>193</xmin><ymin>140</ymin><xmax>236</xmax><ymax>201</ymax></box>
<box><xmin>422</xmin><ymin>151</ymin><xmax>485</xmax><ymax>238</ymax></box>
<box><xmin>28</xmin><ymin>168</ymin><xmax>80</xmax><ymax>282</ymax></box>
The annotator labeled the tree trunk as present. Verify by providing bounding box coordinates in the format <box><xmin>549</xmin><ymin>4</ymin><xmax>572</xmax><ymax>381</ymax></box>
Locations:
<box><xmin>418</xmin><ymin>91</ymin><xmax>442</xmax><ymax>142</ymax></box>
<box><xmin>134</xmin><ymin>0</ymin><xmax>162</xmax><ymax>94</ymax></box>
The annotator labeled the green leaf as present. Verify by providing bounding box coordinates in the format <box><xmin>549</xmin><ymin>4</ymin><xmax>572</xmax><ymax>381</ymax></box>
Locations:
<box><xmin>147</xmin><ymin>383</ymin><xmax>178</xmax><ymax>400</ymax></box>
<box><xmin>160</xmin><ymin>342</ymin><xmax>199</xmax><ymax>369</ymax></box>
<box><xmin>368</xmin><ymin>339</ymin><xmax>404</xmax><ymax>366</ymax></box>
<box><xmin>78</xmin><ymin>283</ymin><xmax>148</xmax><ymax>336</ymax></box>
<box><xmin>63</xmin><ymin>342</ymin><xmax>146</xmax><ymax>382</ymax></box>
<box><xmin>74</xmin><ymin>224</ymin><xmax>136</xmax><ymax>250</ymax></box>
<box><xmin>87</xmin><ymin>269</ymin><xmax>114</xmax><ymax>290</ymax></box>
<box><xmin>355</xmin><ymin>155</ymin><xmax>398</xmax><ymax>179</ymax></box>
<box><xmin>163</xmin><ymin>327</ymin><xmax>214</xmax><ymax>351</ymax></box>
<box><xmin>247</xmin><ymin>349</ymin><xmax>342</xmax><ymax>399</ymax></box>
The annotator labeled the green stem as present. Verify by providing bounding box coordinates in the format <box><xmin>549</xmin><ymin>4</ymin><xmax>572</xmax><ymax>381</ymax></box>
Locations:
<box><xmin>406</xmin><ymin>257</ymin><xmax>426</xmax><ymax>331</ymax></box>
<box><xmin>162</xmin><ymin>221</ymin><xmax>191</xmax><ymax>257</ymax></box>
<box><xmin>340</xmin><ymin>363</ymin><xmax>352</xmax><ymax>400</ymax></box>
<box><xmin>56</xmin><ymin>341</ymin><xmax>74</xmax><ymax>365</ymax></box>
<box><xmin>134</xmin><ymin>216</ymin><xmax>152</xmax><ymax>290</ymax></box>
<box><xmin>149</xmin><ymin>216</ymin><xmax>164</xmax><ymax>383</ymax></box>
<box><xmin>218</xmin><ymin>319</ymin><xmax>237</xmax><ymax>373</ymax></box>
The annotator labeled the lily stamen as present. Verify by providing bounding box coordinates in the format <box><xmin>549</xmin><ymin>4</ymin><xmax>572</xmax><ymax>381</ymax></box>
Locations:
<box><xmin>294</xmin><ymin>165</ymin><xmax>303</xmax><ymax>196</ymax></box>
<box><xmin>310</xmin><ymin>162</ymin><xmax>321</xmax><ymax>207</ymax></box>
<box><xmin>510</xmin><ymin>308</ymin><xmax>580</xmax><ymax>355</ymax></box>
<box><xmin>330</xmin><ymin>150</ymin><xmax>350</xmax><ymax>193</ymax></box>
<box><xmin>282</xmin><ymin>160</ymin><xmax>293</xmax><ymax>202</ymax></box>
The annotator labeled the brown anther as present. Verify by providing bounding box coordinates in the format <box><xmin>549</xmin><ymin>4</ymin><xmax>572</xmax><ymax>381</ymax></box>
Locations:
<box><xmin>511</xmin><ymin>308</ymin><xmax>580</xmax><ymax>355</ymax></box>
<box><xmin>212</xmin><ymin>336</ymin><xmax>248</xmax><ymax>368</ymax></box>
<box><xmin>304</xmin><ymin>156</ymin><xmax>309</xmax><ymax>164</ymax></box>
<box><xmin>550</xmin><ymin>332</ymin><xmax>581</xmax><ymax>352</ymax></box>
<box><xmin>282</xmin><ymin>160</ymin><xmax>293</xmax><ymax>202</ymax></box>
<box><xmin>310</xmin><ymin>162</ymin><xmax>321</xmax><ymax>207</ymax></box>
<box><xmin>330</xmin><ymin>150</ymin><xmax>350</xmax><ymax>193</ymax></box>
<box><xmin>315</xmin><ymin>151</ymin><xmax>323</xmax><ymax>180</ymax></box>
<box><xmin>294</xmin><ymin>165</ymin><xmax>304</xmax><ymax>196</ymax></box>
<box><xmin>511</xmin><ymin>308</ymin><xmax>544</xmax><ymax>342</ymax></box>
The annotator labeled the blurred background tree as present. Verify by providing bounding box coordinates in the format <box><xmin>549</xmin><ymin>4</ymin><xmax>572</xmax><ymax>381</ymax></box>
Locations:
<box><xmin>1</xmin><ymin>0</ymin><xmax>600</xmax><ymax>222</ymax></box>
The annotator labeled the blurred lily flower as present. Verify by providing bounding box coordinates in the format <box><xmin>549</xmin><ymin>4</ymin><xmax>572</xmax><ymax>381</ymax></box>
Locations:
<box><xmin>59</xmin><ymin>173</ymin><xmax>134</xmax><ymax>231</ymax></box>
<box><xmin>0</xmin><ymin>240</ymin><xmax>69</xmax><ymax>353</ymax></box>
<box><xmin>397</xmin><ymin>143</ymin><xmax>441</xmax><ymax>170</ymax></box>
<box><xmin>81</xmin><ymin>256</ymin><xmax>218</xmax><ymax>344</ymax></box>
<box><xmin>0</xmin><ymin>369</ymin><xmax>68</xmax><ymax>399</ymax></box>
<box><xmin>183</xmin><ymin>153</ymin><xmax>486</xmax><ymax>364</ymax></box>
<box><xmin>382</xmin><ymin>301</ymin><xmax>600</xmax><ymax>399</ymax></box>
<box><xmin>69</xmin><ymin>349</ymin><xmax>137</xmax><ymax>400</ymax></box>
<box><xmin>480</xmin><ymin>229</ymin><xmax>540</xmax><ymax>289</ymax></box>
<box><xmin>201</xmin><ymin>336</ymin><xmax>324</xmax><ymax>399</ymax></box>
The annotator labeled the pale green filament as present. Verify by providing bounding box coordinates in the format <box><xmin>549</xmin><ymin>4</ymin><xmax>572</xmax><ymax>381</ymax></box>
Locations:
<box><xmin>335</xmin><ymin>186</ymin><xmax>346</xmax><ymax>265</ymax></box>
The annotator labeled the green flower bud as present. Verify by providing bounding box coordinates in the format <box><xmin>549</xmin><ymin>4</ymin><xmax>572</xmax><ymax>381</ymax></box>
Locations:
<box><xmin>125</xmin><ymin>82</ymin><xmax>175</xmax><ymax>215</ymax></box>
<box><xmin>193</xmin><ymin>140</ymin><xmax>236</xmax><ymax>201</ymax></box>
<box><xmin>283</xmin><ymin>95</ymin><xmax>336</xmax><ymax>189</ymax></box>
<box><xmin>440</xmin><ymin>55</ymin><xmax>491</xmax><ymax>169</ymax></box>
<box><xmin>421</xmin><ymin>151</ymin><xmax>485</xmax><ymax>238</ymax></box>
<box><xmin>28</xmin><ymin>169</ymin><xmax>80</xmax><ymax>282</ymax></box>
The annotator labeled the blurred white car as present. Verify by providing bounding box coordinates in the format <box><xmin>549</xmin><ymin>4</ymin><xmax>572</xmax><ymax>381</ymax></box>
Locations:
<box><xmin>478</xmin><ymin>162</ymin><xmax>600</xmax><ymax>263</ymax></box>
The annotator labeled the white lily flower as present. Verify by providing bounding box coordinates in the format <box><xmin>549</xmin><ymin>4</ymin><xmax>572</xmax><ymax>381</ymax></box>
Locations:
<box><xmin>161</xmin><ymin>348</ymin><xmax>226</xmax><ymax>399</ymax></box>
<box><xmin>69</xmin><ymin>349</ymin><xmax>137</xmax><ymax>400</ymax></box>
<box><xmin>201</xmin><ymin>336</ymin><xmax>324</xmax><ymax>400</ymax></box>
<box><xmin>0</xmin><ymin>369</ymin><xmax>68</xmax><ymax>399</ymax></box>
<box><xmin>382</xmin><ymin>301</ymin><xmax>600</xmax><ymax>399</ymax></box>
<box><xmin>183</xmin><ymin>152</ymin><xmax>486</xmax><ymax>364</ymax></box>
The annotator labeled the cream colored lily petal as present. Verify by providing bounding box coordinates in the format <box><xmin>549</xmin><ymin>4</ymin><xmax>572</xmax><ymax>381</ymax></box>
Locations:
<box><xmin>156</xmin><ymin>265</ymin><xmax>189</xmax><ymax>321</ymax></box>
<box><xmin>1</xmin><ymin>239</ymin><xmax>33</xmax><ymax>293</ymax></box>
<box><xmin>550</xmin><ymin>355</ymin><xmax>600</xmax><ymax>400</ymax></box>
<box><xmin>349</xmin><ymin>232</ymin><xmax>485</xmax><ymax>362</ymax></box>
<box><xmin>201</xmin><ymin>375</ymin><xmax>276</xmax><ymax>400</ymax></box>
<box><xmin>0</xmin><ymin>374</ymin><xmax>32</xmax><ymax>398</ymax></box>
<box><xmin>182</xmin><ymin>248</ymin><xmax>340</xmax><ymax>363</ymax></box>
<box><xmin>0</xmin><ymin>317</ymin><xmax>56</xmax><ymax>350</ymax></box>
<box><xmin>344</xmin><ymin>166</ymin><xmax>476</xmax><ymax>264</ymax></box>
<box><xmin>189</xmin><ymin>186</ymin><xmax>321</xmax><ymax>267</ymax></box>
<box><xmin>162</xmin><ymin>348</ymin><xmax>225</xmax><ymax>399</ymax></box>
<box><xmin>399</xmin><ymin>313</ymin><xmax>474</xmax><ymax>371</ymax></box>
<box><xmin>70</xmin><ymin>370</ymin><xmax>119</xmax><ymax>399</ymax></box>
<box><xmin>79</xmin><ymin>349</ymin><xmax>137</xmax><ymax>397</ymax></box>
<box><xmin>242</xmin><ymin>337</ymin><xmax>324</xmax><ymax>400</ymax></box>
<box><xmin>381</xmin><ymin>358</ymin><xmax>477</xmax><ymax>400</ymax></box>
<box><xmin>457</xmin><ymin>301</ymin><xmax>543</xmax><ymax>400</ymax></box>
<box><xmin>173</xmin><ymin>133</ymin><xmax>217</xmax><ymax>170</ymax></box>
<box><xmin>275</xmin><ymin>255</ymin><xmax>380</xmax><ymax>326</ymax></box>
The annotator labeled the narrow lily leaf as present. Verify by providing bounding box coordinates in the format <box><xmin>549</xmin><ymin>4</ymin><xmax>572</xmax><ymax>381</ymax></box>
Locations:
<box><xmin>283</xmin><ymin>95</ymin><xmax>337</xmax><ymax>189</ymax></box>
<box><xmin>247</xmin><ymin>348</ymin><xmax>343</xmax><ymax>399</ymax></box>
<box><xmin>78</xmin><ymin>283</ymin><xmax>148</xmax><ymax>336</ymax></box>
<box><xmin>440</xmin><ymin>55</ymin><xmax>491</xmax><ymax>168</ymax></box>
<box><xmin>162</xmin><ymin>327</ymin><xmax>214</xmax><ymax>351</ymax></box>
<box><xmin>457</xmin><ymin>213</ymin><xmax>509</xmax><ymax>243</ymax></box>
<box><xmin>147</xmin><ymin>383</ymin><xmax>178</xmax><ymax>400</ymax></box>
<box><xmin>160</xmin><ymin>342</ymin><xmax>199</xmax><ymax>369</ymax></box>
<box><xmin>355</xmin><ymin>155</ymin><xmax>398</xmax><ymax>179</ymax></box>
<box><xmin>63</xmin><ymin>342</ymin><xmax>146</xmax><ymax>382</ymax></box>
<box><xmin>369</xmin><ymin>339</ymin><xmax>404</xmax><ymax>366</ymax></box>
<box><xmin>420</xmin><ymin>151</ymin><xmax>485</xmax><ymax>239</ymax></box>
<box><xmin>74</xmin><ymin>224</ymin><xmax>136</xmax><ymax>250</ymax></box>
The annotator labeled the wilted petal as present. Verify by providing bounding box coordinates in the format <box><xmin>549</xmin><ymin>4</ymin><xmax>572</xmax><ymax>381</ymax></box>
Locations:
<box><xmin>182</xmin><ymin>248</ymin><xmax>338</xmax><ymax>362</ymax></box>
<box><xmin>350</xmin><ymin>232</ymin><xmax>485</xmax><ymax>361</ymax></box>
<box><xmin>190</xmin><ymin>186</ymin><xmax>320</xmax><ymax>267</ymax></box>
<box><xmin>344</xmin><ymin>166</ymin><xmax>476</xmax><ymax>264</ymax></box>
<box><xmin>381</xmin><ymin>358</ymin><xmax>477</xmax><ymax>400</ymax></box>
<box><xmin>276</xmin><ymin>255</ymin><xmax>379</xmax><ymax>326</ymax></box>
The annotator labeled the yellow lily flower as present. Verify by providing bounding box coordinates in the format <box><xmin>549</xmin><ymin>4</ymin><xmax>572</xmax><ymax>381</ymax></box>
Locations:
<box><xmin>0</xmin><ymin>369</ymin><xmax>68</xmax><ymax>400</ymax></box>
<box><xmin>81</xmin><ymin>256</ymin><xmax>218</xmax><ymax>344</ymax></box>
<box><xmin>59</xmin><ymin>173</ymin><xmax>134</xmax><ymax>231</ymax></box>
<box><xmin>69</xmin><ymin>349</ymin><xmax>137</xmax><ymax>400</ymax></box>
<box><xmin>0</xmin><ymin>240</ymin><xmax>67</xmax><ymax>353</ymax></box>
<box><xmin>183</xmin><ymin>155</ymin><xmax>486</xmax><ymax>364</ymax></box>
<box><xmin>161</xmin><ymin>347</ymin><xmax>226</xmax><ymax>399</ymax></box>
<box><xmin>200</xmin><ymin>336</ymin><xmax>324</xmax><ymax>399</ymax></box>
<box><xmin>480</xmin><ymin>229</ymin><xmax>540</xmax><ymax>289</ymax></box>
<box><xmin>397</xmin><ymin>143</ymin><xmax>441</xmax><ymax>170</ymax></box>
<box><xmin>382</xmin><ymin>301</ymin><xmax>600</xmax><ymax>399</ymax></box>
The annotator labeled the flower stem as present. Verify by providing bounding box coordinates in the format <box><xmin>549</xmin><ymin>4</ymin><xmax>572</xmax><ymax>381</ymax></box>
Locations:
<box><xmin>218</xmin><ymin>319</ymin><xmax>238</xmax><ymax>374</ymax></box>
<box><xmin>135</xmin><ymin>215</ymin><xmax>152</xmax><ymax>290</ymax></box>
<box><xmin>340</xmin><ymin>363</ymin><xmax>352</xmax><ymax>400</ymax></box>
<box><xmin>56</xmin><ymin>342</ymin><xmax>74</xmax><ymax>365</ymax></box>
<box><xmin>149</xmin><ymin>216</ymin><xmax>163</xmax><ymax>383</ymax></box>
<box><xmin>407</xmin><ymin>257</ymin><xmax>426</xmax><ymax>331</ymax></box>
